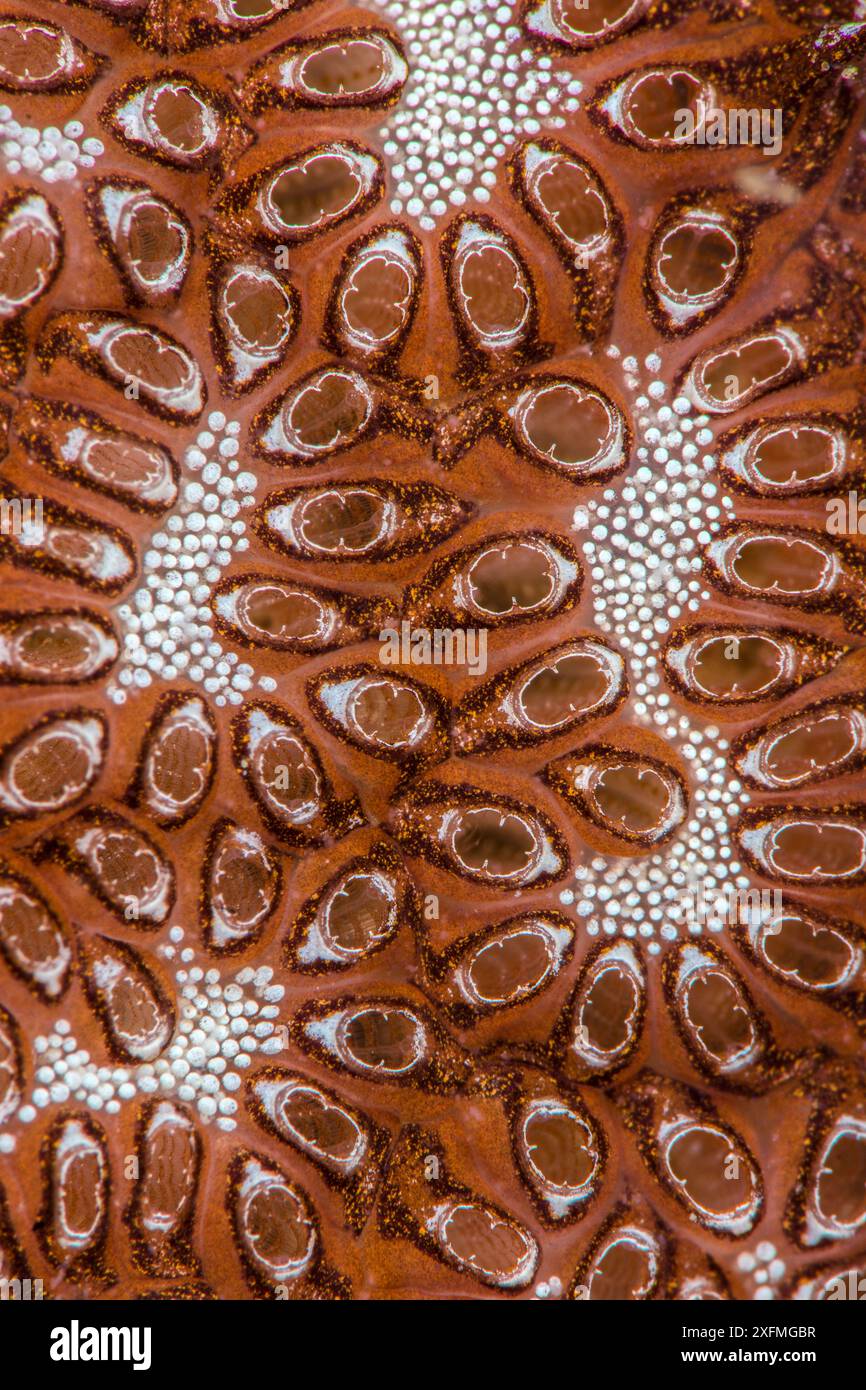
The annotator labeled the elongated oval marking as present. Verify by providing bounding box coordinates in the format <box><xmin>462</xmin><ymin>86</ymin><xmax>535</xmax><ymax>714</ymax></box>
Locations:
<box><xmin>80</xmin><ymin>935</ymin><xmax>174</xmax><ymax>1061</ymax></box>
<box><xmin>249</xmin><ymin>1073</ymin><xmax>369</xmax><ymax>1177</ymax></box>
<box><xmin>230</xmin><ymin>1152</ymin><xmax>317</xmax><ymax>1286</ymax></box>
<box><xmin>0</xmin><ymin>872</ymin><xmax>71</xmax><ymax>999</ymax></box>
<box><xmin>0</xmin><ymin>711</ymin><xmax>106</xmax><ymax>818</ymax></box>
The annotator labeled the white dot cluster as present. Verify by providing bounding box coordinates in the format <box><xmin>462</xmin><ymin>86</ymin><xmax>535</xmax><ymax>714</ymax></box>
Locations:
<box><xmin>0</xmin><ymin>106</ymin><xmax>104</xmax><ymax>183</ymax></box>
<box><xmin>738</xmin><ymin>1241</ymin><xmax>787</xmax><ymax>1301</ymax></box>
<box><xmin>563</xmin><ymin>349</ymin><xmax>754</xmax><ymax>953</ymax></box>
<box><xmin>0</xmin><ymin>930</ymin><xmax>286</xmax><ymax>1151</ymax></box>
<box><xmin>369</xmin><ymin>0</ymin><xmax>580</xmax><ymax>229</ymax></box>
<box><xmin>155</xmin><ymin>926</ymin><xmax>286</xmax><ymax>1129</ymax></box>
<box><xmin>534</xmin><ymin>1275</ymin><xmax>563</xmax><ymax>1300</ymax></box>
<box><xmin>108</xmin><ymin>412</ymin><xmax>261</xmax><ymax>708</ymax></box>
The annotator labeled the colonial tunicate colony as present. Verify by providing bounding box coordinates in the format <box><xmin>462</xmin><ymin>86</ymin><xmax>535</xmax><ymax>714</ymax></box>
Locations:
<box><xmin>0</xmin><ymin>0</ymin><xmax>863</xmax><ymax>1302</ymax></box>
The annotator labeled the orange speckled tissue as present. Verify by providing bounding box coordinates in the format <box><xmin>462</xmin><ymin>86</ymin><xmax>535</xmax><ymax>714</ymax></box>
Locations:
<box><xmin>0</xmin><ymin>0</ymin><xmax>864</xmax><ymax>1302</ymax></box>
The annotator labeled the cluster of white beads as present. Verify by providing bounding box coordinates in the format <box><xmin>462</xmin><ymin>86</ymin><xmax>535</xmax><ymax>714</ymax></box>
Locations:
<box><xmin>153</xmin><ymin>926</ymin><xmax>286</xmax><ymax>1130</ymax></box>
<box><xmin>738</xmin><ymin>1242</ymin><xmax>787</xmax><ymax>1300</ymax></box>
<box><xmin>369</xmin><ymin>0</ymin><xmax>580</xmax><ymax>229</ymax></box>
<box><xmin>108</xmin><ymin>412</ymin><xmax>261</xmax><ymax>709</ymax></box>
<box><xmin>562</xmin><ymin>349</ymin><xmax>754</xmax><ymax>952</ymax></box>
<box><xmin>0</xmin><ymin>931</ymin><xmax>287</xmax><ymax>1151</ymax></box>
<box><xmin>0</xmin><ymin>107</ymin><xmax>104</xmax><ymax>183</ymax></box>
<box><xmin>534</xmin><ymin>1275</ymin><xmax>563</xmax><ymax>1300</ymax></box>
